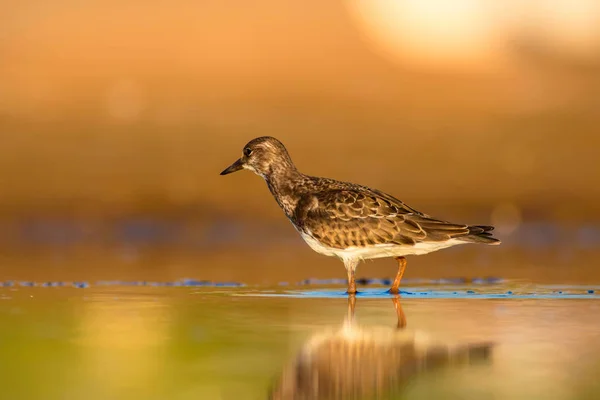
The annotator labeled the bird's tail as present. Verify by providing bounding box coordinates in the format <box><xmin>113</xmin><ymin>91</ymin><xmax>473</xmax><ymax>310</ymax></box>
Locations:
<box><xmin>460</xmin><ymin>225</ymin><xmax>501</xmax><ymax>245</ymax></box>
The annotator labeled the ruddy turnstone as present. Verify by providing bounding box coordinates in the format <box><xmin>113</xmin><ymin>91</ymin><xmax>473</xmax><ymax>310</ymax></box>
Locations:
<box><xmin>220</xmin><ymin>136</ymin><xmax>500</xmax><ymax>294</ymax></box>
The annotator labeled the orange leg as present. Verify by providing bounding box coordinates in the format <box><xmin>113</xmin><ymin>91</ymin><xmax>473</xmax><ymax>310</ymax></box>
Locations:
<box><xmin>346</xmin><ymin>267</ymin><xmax>357</xmax><ymax>295</ymax></box>
<box><xmin>392</xmin><ymin>295</ymin><xmax>407</xmax><ymax>329</ymax></box>
<box><xmin>389</xmin><ymin>256</ymin><xmax>407</xmax><ymax>294</ymax></box>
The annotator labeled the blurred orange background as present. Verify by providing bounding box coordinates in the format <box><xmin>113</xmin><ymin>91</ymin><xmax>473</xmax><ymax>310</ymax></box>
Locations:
<box><xmin>1</xmin><ymin>0</ymin><xmax>599</xmax><ymax>282</ymax></box>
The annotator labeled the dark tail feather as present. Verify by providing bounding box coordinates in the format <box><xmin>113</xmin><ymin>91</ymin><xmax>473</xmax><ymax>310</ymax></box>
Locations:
<box><xmin>460</xmin><ymin>225</ymin><xmax>501</xmax><ymax>245</ymax></box>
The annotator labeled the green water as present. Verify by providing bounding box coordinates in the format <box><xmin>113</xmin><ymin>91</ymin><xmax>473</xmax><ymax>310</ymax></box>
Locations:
<box><xmin>1</xmin><ymin>286</ymin><xmax>600</xmax><ymax>400</ymax></box>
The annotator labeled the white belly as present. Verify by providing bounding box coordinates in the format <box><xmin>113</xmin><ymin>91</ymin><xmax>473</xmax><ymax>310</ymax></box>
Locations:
<box><xmin>299</xmin><ymin>232</ymin><xmax>465</xmax><ymax>260</ymax></box>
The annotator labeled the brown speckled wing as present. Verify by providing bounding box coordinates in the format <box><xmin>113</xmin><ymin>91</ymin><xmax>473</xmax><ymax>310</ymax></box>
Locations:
<box><xmin>299</xmin><ymin>189</ymin><xmax>472</xmax><ymax>249</ymax></box>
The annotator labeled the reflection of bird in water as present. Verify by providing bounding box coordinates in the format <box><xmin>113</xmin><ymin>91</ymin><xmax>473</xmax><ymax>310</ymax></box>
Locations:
<box><xmin>270</xmin><ymin>296</ymin><xmax>493</xmax><ymax>400</ymax></box>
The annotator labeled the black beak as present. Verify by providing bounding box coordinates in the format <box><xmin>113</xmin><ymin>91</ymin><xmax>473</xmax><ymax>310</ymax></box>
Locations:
<box><xmin>220</xmin><ymin>158</ymin><xmax>244</xmax><ymax>175</ymax></box>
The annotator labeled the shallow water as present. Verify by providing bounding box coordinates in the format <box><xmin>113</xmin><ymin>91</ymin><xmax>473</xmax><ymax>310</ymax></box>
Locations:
<box><xmin>1</xmin><ymin>284</ymin><xmax>600</xmax><ymax>400</ymax></box>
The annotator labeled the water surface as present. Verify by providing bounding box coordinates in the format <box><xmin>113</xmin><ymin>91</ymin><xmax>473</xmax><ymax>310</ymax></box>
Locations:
<box><xmin>1</xmin><ymin>284</ymin><xmax>599</xmax><ymax>399</ymax></box>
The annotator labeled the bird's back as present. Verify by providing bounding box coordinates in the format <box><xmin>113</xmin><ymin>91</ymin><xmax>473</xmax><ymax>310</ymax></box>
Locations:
<box><xmin>291</xmin><ymin>175</ymin><xmax>500</xmax><ymax>252</ymax></box>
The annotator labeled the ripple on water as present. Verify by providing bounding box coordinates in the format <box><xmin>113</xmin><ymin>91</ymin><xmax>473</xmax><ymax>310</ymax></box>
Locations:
<box><xmin>1</xmin><ymin>279</ymin><xmax>599</xmax><ymax>299</ymax></box>
<box><xmin>233</xmin><ymin>285</ymin><xmax>600</xmax><ymax>299</ymax></box>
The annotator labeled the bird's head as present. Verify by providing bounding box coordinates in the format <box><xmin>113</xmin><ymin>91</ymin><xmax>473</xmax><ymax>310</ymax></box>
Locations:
<box><xmin>220</xmin><ymin>136</ymin><xmax>295</xmax><ymax>178</ymax></box>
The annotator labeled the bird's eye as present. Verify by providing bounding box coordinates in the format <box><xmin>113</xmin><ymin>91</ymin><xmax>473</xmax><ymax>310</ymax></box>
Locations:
<box><xmin>243</xmin><ymin>148</ymin><xmax>252</xmax><ymax>157</ymax></box>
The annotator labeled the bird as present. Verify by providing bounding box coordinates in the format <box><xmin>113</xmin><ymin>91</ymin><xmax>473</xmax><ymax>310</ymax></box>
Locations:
<box><xmin>220</xmin><ymin>136</ymin><xmax>500</xmax><ymax>294</ymax></box>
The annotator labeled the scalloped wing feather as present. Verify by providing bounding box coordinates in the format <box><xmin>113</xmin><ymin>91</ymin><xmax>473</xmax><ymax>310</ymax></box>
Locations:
<box><xmin>300</xmin><ymin>189</ymin><xmax>479</xmax><ymax>250</ymax></box>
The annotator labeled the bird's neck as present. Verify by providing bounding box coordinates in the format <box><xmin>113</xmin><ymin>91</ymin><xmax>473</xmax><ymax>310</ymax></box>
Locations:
<box><xmin>264</xmin><ymin>166</ymin><xmax>304</xmax><ymax>218</ymax></box>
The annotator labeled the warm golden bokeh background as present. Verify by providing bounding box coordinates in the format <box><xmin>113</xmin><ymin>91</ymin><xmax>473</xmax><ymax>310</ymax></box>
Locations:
<box><xmin>3</xmin><ymin>5</ymin><xmax>600</xmax><ymax>398</ymax></box>
<box><xmin>1</xmin><ymin>0</ymin><xmax>599</xmax><ymax>282</ymax></box>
